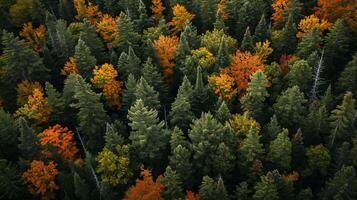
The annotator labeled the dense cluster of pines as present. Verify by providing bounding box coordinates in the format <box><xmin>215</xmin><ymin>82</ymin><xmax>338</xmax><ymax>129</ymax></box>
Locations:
<box><xmin>0</xmin><ymin>0</ymin><xmax>357</xmax><ymax>199</ymax></box>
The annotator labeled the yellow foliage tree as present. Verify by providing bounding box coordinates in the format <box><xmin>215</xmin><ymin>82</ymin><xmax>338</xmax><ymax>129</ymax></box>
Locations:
<box><xmin>255</xmin><ymin>40</ymin><xmax>273</xmax><ymax>63</ymax></box>
<box><xmin>296</xmin><ymin>14</ymin><xmax>331</xmax><ymax>38</ymax></box>
<box><xmin>228</xmin><ymin>112</ymin><xmax>261</xmax><ymax>140</ymax></box>
<box><xmin>19</xmin><ymin>22</ymin><xmax>46</xmax><ymax>53</ymax></box>
<box><xmin>95</xmin><ymin>14</ymin><xmax>119</xmax><ymax>48</ymax></box>
<box><xmin>22</xmin><ymin>160</ymin><xmax>59</xmax><ymax>200</ymax></box>
<box><xmin>16</xmin><ymin>80</ymin><xmax>43</xmax><ymax>106</ymax></box>
<box><xmin>191</xmin><ymin>47</ymin><xmax>216</xmax><ymax>69</ymax></box>
<box><xmin>61</xmin><ymin>57</ymin><xmax>78</xmax><ymax>76</ymax></box>
<box><xmin>16</xmin><ymin>88</ymin><xmax>52</xmax><ymax>124</ymax></box>
<box><xmin>74</xmin><ymin>0</ymin><xmax>86</xmax><ymax>20</ymax></box>
<box><xmin>169</xmin><ymin>4</ymin><xmax>194</xmax><ymax>34</ymax></box>
<box><xmin>153</xmin><ymin>35</ymin><xmax>180</xmax><ymax>77</ymax></box>
<box><xmin>208</xmin><ymin>73</ymin><xmax>236</xmax><ymax>100</ymax></box>
<box><xmin>39</xmin><ymin>124</ymin><xmax>78</xmax><ymax>160</ymax></box>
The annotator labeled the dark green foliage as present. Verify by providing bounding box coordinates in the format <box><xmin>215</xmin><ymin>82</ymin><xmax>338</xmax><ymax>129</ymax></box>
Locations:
<box><xmin>134</xmin><ymin>77</ymin><xmax>161</xmax><ymax>111</ymax></box>
<box><xmin>0</xmin><ymin>109</ymin><xmax>19</xmax><ymax>160</ymax></box>
<box><xmin>162</xmin><ymin>166</ymin><xmax>184</xmax><ymax>200</ymax></box>
<box><xmin>253</xmin><ymin>172</ymin><xmax>279</xmax><ymax>200</ymax></box>
<box><xmin>235</xmin><ymin>182</ymin><xmax>251</xmax><ymax>200</ymax></box>
<box><xmin>297</xmin><ymin>28</ymin><xmax>322</xmax><ymax>59</ymax></box>
<box><xmin>216</xmin><ymin>36</ymin><xmax>230</xmax><ymax>68</ymax></box>
<box><xmin>113</xmin><ymin>12</ymin><xmax>141</xmax><ymax>53</ymax></box>
<box><xmin>267</xmin><ymin>129</ymin><xmax>292</xmax><ymax>171</ymax></box>
<box><xmin>240</xmin><ymin>27</ymin><xmax>254</xmax><ymax>53</ymax></box>
<box><xmin>215</xmin><ymin>101</ymin><xmax>231</xmax><ymax>123</ymax></box>
<box><xmin>121</xmin><ymin>74</ymin><xmax>137</xmax><ymax>111</ymax></box>
<box><xmin>17</xmin><ymin>117</ymin><xmax>38</xmax><ymax>160</ymax></box>
<box><xmin>337</xmin><ymin>53</ymin><xmax>357</xmax><ymax>95</ymax></box>
<box><xmin>170</xmin><ymin>89</ymin><xmax>194</xmax><ymax>132</ymax></box>
<box><xmin>79</xmin><ymin>20</ymin><xmax>106</xmax><ymax>62</ymax></box>
<box><xmin>253</xmin><ymin>14</ymin><xmax>269</xmax><ymax>43</ymax></box>
<box><xmin>142</xmin><ymin>57</ymin><xmax>168</xmax><ymax>100</ymax></box>
<box><xmin>199</xmin><ymin>176</ymin><xmax>229</xmax><ymax>200</ymax></box>
<box><xmin>74</xmin><ymin>38</ymin><xmax>96</xmax><ymax>78</ymax></box>
<box><xmin>0</xmin><ymin>159</ymin><xmax>25</xmax><ymax>200</ymax></box>
<box><xmin>104</xmin><ymin>123</ymin><xmax>124</xmax><ymax>152</ymax></box>
<box><xmin>285</xmin><ymin>59</ymin><xmax>312</xmax><ymax>94</ymax></box>
<box><xmin>274</xmin><ymin>14</ymin><xmax>297</xmax><ymax>56</ymax></box>
<box><xmin>118</xmin><ymin>46</ymin><xmax>141</xmax><ymax>79</ymax></box>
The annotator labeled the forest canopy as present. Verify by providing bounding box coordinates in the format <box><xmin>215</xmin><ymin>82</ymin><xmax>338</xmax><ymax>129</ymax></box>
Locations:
<box><xmin>0</xmin><ymin>0</ymin><xmax>357</xmax><ymax>199</ymax></box>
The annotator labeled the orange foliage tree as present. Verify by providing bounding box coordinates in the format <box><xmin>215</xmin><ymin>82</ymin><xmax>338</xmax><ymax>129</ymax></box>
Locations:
<box><xmin>153</xmin><ymin>35</ymin><xmax>179</xmax><ymax>77</ymax></box>
<box><xmin>16</xmin><ymin>88</ymin><xmax>52</xmax><ymax>124</ymax></box>
<box><xmin>16</xmin><ymin>80</ymin><xmax>43</xmax><ymax>106</ymax></box>
<box><xmin>95</xmin><ymin>14</ymin><xmax>119</xmax><ymax>48</ymax></box>
<box><xmin>22</xmin><ymin>160</ymin><xmax>59</xmax><ymax>200</ymax></box>
<box><xmin>185</xmin><ymin>191</ymin><xmax>201</xmax><ymax>200</ymax></box>
<box><xmin>271</xmin><ymin>0</ymin><xmax>289</xmax><ymax>27</ymax></box>
<box><xmin>169</xmin><ymin>4</ymin><xmax>194</xmax><ymax>33</ymax></box>
<box><xmin>217</xmin><ymin>0</ymin><xmax>228</xmax><ymax>20</ymax></box>
<box><xmin>91</xmin><ymin>63</ymin><xmax>123</xmax><ymax>109</ymax></box>
<box><xmin>61</xmin><ymin>57</ymin><xmax>78</xmax><ymax>76</ymax></box>
<box><xmin>123</xmin><ymin>165</ymin><xmax>164</xmax><ymax>200</ymax></box>
<box><xmin>38</xmin><ymin>124</ymin><xmax>78</xmax><ymax>160</ymax></box>
<box><xmin>315</xmin><ymin>0</ymin><xmax>357</xmax><ymax>30</ymax></box>
<box><xmin>279</xmin><ymin>54</ymin><xmax>297</xmax><ymax>76</ymax></box>
<box><xmin>19</xmin><ymin>22</ymin><xmax>45</xmax><ymax>53</ymax></box>
<box><xmin>208</xmin><ymin>73</ymin><xmax>236</xmax><ymax>100</ymax></box>
<box><xmin>297</xmin><ymin>14</ymin><xmax>331</xmax><ymax>38</ymax></box>
<box><xmin>151</xmin><ymin>0</ymin><xmax>165</xmax><ymax>20</ymax></box>
<box><xmin>221</xmin><ymin>51</ymin><xmax>265</xmax><ymax>96</ymax></box>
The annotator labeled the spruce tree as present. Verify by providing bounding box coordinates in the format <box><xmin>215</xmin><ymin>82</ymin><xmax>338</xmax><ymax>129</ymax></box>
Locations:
<box><xmin>273</xmin><ymin>86</ymin><xmax>307</xmax><ymax>130</ymax></box>
<box><xmin>215</xmin><ymin>101</ymin><xmax>231</xmax><ymax>123</ymax></box>
<box><xmin>121</xmin><ymin>74</ymin><xmax>137</xmax><ymax>111</ymax></box>
<box><xmin>1</xmin><ymin>30</ymin><xmax>48</xmax><ymax>85</ymax></box>
<box><xmin>240</xmin><ymin>126</ymin><xmax>264</xmax><ymax>165</ymax></box>
<box><xmin>192</xmin><ymin>67</ymin><xmax>210</xmax><ymax>115</ymax></box>
<box><xmin>267</xmin><ymin>129</ymin><xmax>292</xmax><ymax>171</ymax></box>
<box><xmin>162</xmin><ymin>166</ymin><xmax>184</xmax><ymax>200</ymax></box>
<box><xmin>275</xmin><ymin>14</ymin><xmax>297</xmax><ymax>56</ymax></box>
<box><xmin>285</xmin><ymin>59</ymin><xmax>312</xmax><ymax>94</ymax></box>
<box><xmin>253</xmin><ymin>14</ymin><xmax>269</xmax><ymax>43</ymax></box>
<box><xmin>329</xmin><ymin>92</ymin><xmax>356</xmax><ymax>147</ymax></box>
<box><xmin>181</xmin><ymin>22</ymin><xmax>200</xmax><ymax>49</ymax></box>
<box><xmin>135</xmin><ymin>0</ymin><xmax>151</xmax><ymax>31</ymax></box>
<box><xmin>177</xmin><ymin>75</ymin><xmax>194</xmax><ymax>102</ymax></box>
<box><xmin>118</xmin><ymin>46</ymin><xmax>142</xmax><ymax>79</ymax></box>
<box><xmin>0</xmin><ymin>159</ymin><xmax>24</xmax><ymax>199</ymax></box>
<box><xmin>216</xmin><ymin>36</ymin><xmax>230</xmax><ymax>68</ymax></box>
<box><xmin>303</xmin><ymin>101</ymin><xmax>328</xmax><ymax>145</ymax></box>
<box><xmin>199</xmin><ymin>176</ymin><xmax>229</xmax><ymax>200</ymax></box>
<box><xmin>0</xmin><ymin>110</ymin><xmax>19</xmax><ymax>160</ymax></box>
<box><xmin>170</xmin><ymin>127</ymin><xmax>189</xmax><ymax>151</ymax></box>
<box><xmin>235</xmin><ymin>182</ymin><xmax>250</xmax><ymax>200</ymax></box>
<box><xmin>263</xmin><ymin>115</ymin><xmax>282</xmax><ymax>145</ymax></box>
<box><xmin>142</xmin><ymin>57</ymin><xmax>168</xmax><ymax>100</ymax></box>
<box><xmin>337</xmin><ymin>53</ymin><xmax>357</xmax><ymax>95</ymax></box>
<box><xmin>127</xmin><ymin>99</ymin><xmax>167</xmax><ymax>167</ymax></box>
<box><xmin>253</xmin><ymin>172</ymin><xmax>279</xmax><ymax>200</ymax></box>
<box><xmin>74</xmin><ymin>173</ymin><xmax>90</xmax><ymax>200</ymax></box>
<box><xmin>240</xmin><ymin>71</ymin><xmax>269</xmax><ymax>120</ymax></box>
<box><xmin>170</xmin><ymin>91</ymin><xmax>194</xmax><ymax>133</ymax></box>
<box><xmin>169</xmin><ymin>145</ymin><xmax>193</xmax><ymax>187</ymax></box>
<box><xmin>134</xmin><ymin>77</ymin><xmax>161</xmax><ymax>111</ymax></box>
<box><xmin>74</xmin><ymin>38</ymin><xmax>96</xmax><ymax>78</ymax></box>
<box><xmin>71</xmin><ymin>75</ymin><xmax>109</xmax><ymax>153</ymax></box>
<box><xmin>80</xmin><ymin>19</ymin><xmax>106</xmax><ymax>62</ymax></box>
<box><xmin>17</xmin><ymin>117</ymin><xmax>38</xmax><ymax>160</ymax></box>
<box><xmin>114</xmin><ymin>12</ymin><xmax>141</xmax><ymax>53</ymax></box>
<box><xmin>213</xmin><ymin>10</ymin><xmax>227</xmax><ymax>32</ymax></box>
<box><xmin>104</xmin><ymin>123</ymin><xmax>124</xmax><ymax>152</ymax></box>
<box><xmin>297</xmin><ymin>28</ymin><xmax>322</xmax><ymax>59</ymax></box>
<box><xmin>305</xmin><ymin>144</ymin><xmax>331</xmax><ymax>176</ymax></box>
<box><xmin>176</xmin><ymin>31</ymin><xmax>191</xmax><ymax>65</ymax></box>
<box><xmin>240</xmin><ymin>27</ymin><xmax>254</xmax><ymax>52</ymax></box>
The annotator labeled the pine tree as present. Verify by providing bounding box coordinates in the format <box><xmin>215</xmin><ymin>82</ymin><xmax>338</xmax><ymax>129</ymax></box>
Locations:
<box><xmin>104</xmin><ymin>123</ymin><xmax>124</xmax><ymax>152</ymax></box>
<box><xmin>74</xmin><ymin>38</ymin><xmax>96</xmax><ymax>78</ymax></box>
<box><xmin>305</xmin><ymin>144</ymin><xmax>331</xmax><ymax>176</ymax></box>
<box><xmin>80</xmin><ymin>19</ymin><xmax>106</xmax><ymax>62</ymax></box>
<box><xmin>134</xmin><ymin>77</ymin><xmax>161</xmax><ymax>111</ymax></box>
<box><xmin>273</xmin><ymin>86</ymin><xmax>307</xmax><ymax>130</ymax></box>
<box><xmin>181</xmin><ymin>22</ymin><xmax>200</xmax><ymax>49</ymax></box>
<box><xmin>31</xmin><ymin>0</ymin><xmax>45</xmax><ymax>24</ymax></box>
<box><xmin>216</xmin><ymin>36</ymin><xmax>230</xmax><ymax>68</ymax></box>
<box><xmin>176</xmin><ymin>31</ymin><xmax>191</xmax><ymax>65</ymax></box>
<box><xmin>240</xmin><ymin>70</ymin><xmax>269</xmax><ymax>120</ymax></box>
<box><xmin>240</xmin><ymin>27</ymin><xmax>254</xmax><ymax>52</ymax></box>
<box><xmin>162</xmin><ymin>166</ymin><xmax>184</xmax><ymax>200</ymax></box>
<box><xmin>275</xmin><ymin>14</ymin><xmax>297</xmax><ymax>56</ymax></box>
<box><xmin>263</xmin><ymin>115</ymin><xmax>282</xmax><ymax>145</ymax></box>
<box><xmin>1</xmin><ymin>30</ymin><xmax>48</xmax><ymax>86</ymax></box>
<box><xmin>320</xmin><ymin>166</ymin><xmax>357</xmax><ymax>199</ymax></box>
<box><xmin>127</xmin><ymin>99</ymin><xmax>167</xmax><ymax>166</ymax></box>
<box><xmin>114</xmin><ymin>12</ymin><xmax>141</xmax><ymax>53</ymax></box>
<box><xmin>240</xmin><ymin>126</ymin><xmax>264</xmax><ymax>164</ymax></box>
<box><xmin>215</xmin><ymin>101</ymin><xmax>231</xmax><ymax>123</ymax></box>
<box><xmin>321</xmin><ymin>85</ymin><xmax>333</xmax><ymax>111</ymax></box>
<box><xmin>121</xmin><ymin>74</ymin><xmax>137</xmax><ymax>111</ymax></box>
<box><xmin>324</xmin><ymin>19</ymin><xmax>352</xmax><ymax>82</ymax></box>
<box><xmin>285</xmin><ymin>59</ymin><xmax>312</xmax><ymax>94</ymax></box>
<box><xmin>0</xmin><ymin>159</ymin><xmax>24</xmax><ymax>199</ymax></box>
<box><xmin>170</xmin><ymin>91</ymin><xmax>194</xmax><ymax>133</ymax></box>
<box><xmin>0</xmin><ymin>110</ymin><xmax>19</xmax><ymax>160</ymax></box>
<box><xmin>199</xmin><ymin>176</ymin><xmax>216</xmax><ymax>200</ymax></box>
<box><xmin>297</xmin><ymin>28</ymin><xmax>322</xmax><ymax>59</ymax></box>
<box><xmin>213</xmin><ymin>10</ymin><xmax>227</xmax><ymax>32</ymax></box>
<box><xmin>135</xmin><ymin>0</ymin><xmax>151</xmax><ymax>31</ymax></box>
<box><xmin>303</xmin><ymin>101</ymin><xmax>328</xmax><ymax>145</ymax></box>
<box><xmin>337</xmin><ymin>53</ymin><xmax>357</xmax><ymax>95</ymax></box>
<box><xmin>118</xmin><ymin>46</ymin><xmax>142</xmax><ymax>79</ymax></box>
<box><xmin>216</xmin><ymin>176</ymin><xmax>229</xmax><ymax>200</ymax></box>
<box><xmin>329</xmin><ymin>92</ymin><xmax>356</xmax><ymax>147</ymax></box>
<box><xmin>169</xmin><ymin>144</ymin><xmax>193</xmax><ymax>187</ymax></box>
<box><xmin>142</xmin><ymin>57</ymin><xmax>168</xmax><ymax>100</ymax></box>
<box><xmin>177</xmin><ymin>75</ymin><xmax>194</xmax><ymax>102</ymax></box>
<box><xmin>253</xmin><ymin>14</ymin><xmax>269</xmax><ymax>43</ymax></box>
<box><xmin>170</xmin><ymin>127</ymin><xmax>189</xmax><ymax>151</ymax></box>
<box><xmin>17</xmin><ymin>117</ymin><xmax>39</xmax><ymax>160</ymax></box>
<box><xmin>192</xmin><ymin>67</ymin><xmax>210</xmax><ymax>115</ymax></box>
<box><xmin>71</xmin><ymin>75</ymin><xmax>109</xmax><ymax>153</ymax></box>
<box><xmin>73</xmin><ymin>173</ymin><xmax>90</xmax><ymax>200</ymax></box>
<box><xmin>235</xmin><ymin>182</ymin><xmax>250</xmax><ymax>200</ymax></box>
<box><xmin>267</xmin><ymin>129</ymin><xmax>292</xmax><ymax>171</ymax></box>
<box><xmin>189</xmin><ymin>113</ymin><xmax>235</xmax><ymax>177</ymax></box>
<box><xmin>253</xmin><ymin>172</ymin><xmax>279</xmax><ymax>200</ymax></box>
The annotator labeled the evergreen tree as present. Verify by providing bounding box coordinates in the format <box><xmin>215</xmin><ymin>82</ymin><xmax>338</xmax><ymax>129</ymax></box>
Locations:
<box><xmin>199</xmin><ymin>176</ymin><xmax>229</xmax><ymax>200</ymax></box>
<box><xmin>240</xmin><ymin>71</ymin><xmax>269</xmax><ymax>120</ymax></box>
<box><xmin>216</xmin><ymin>36</ymin><xmax>230</xmax><ymax>68</ymax></box>
<box><xmin>297</xmin><ymin>28</ymin><xmax>322</xmax><ymax>59</ymax></box>
<box><xmin>1</xmin><ymin>31</ymin><xmax>48</xmax><ymax>86</ymax></box>
<box><xmin>189</xmin><ymin>113</ymin><xmax>235</xmax><ymax>177</ymax></box>
<box><xmin>303</xmin><ymin>101</ymin><xmax>328</xmax><ymax>145</ymax></box>
<box><xmin>240</xmin><ymin>27</ymin><xmax>254</xmax><ymax>52</ymax></box>
<box><xmin>329</xmin><ymin>92</ymin><xmax>356</xmax><ymax>147</ymax></box>
<box><xmin>235</xmin><ymin>182</ymin><xmax>251</xmax><ymax>200</ymax></box>
<box><xmin>170</xmin><ymin>127</ymin><xmax>189</xmax><ymax>151</ymax></box>
<box><xmin>162</xmin><ymin>166</ymin><xmax>184</xmax><ymax>200</ymax></box>
<box><xmin>135</xmin><ymin>0</ymin><xmax>151</xmax><ymax>31</ymax></box>
<box><xmin>305</xmin><ymin>144</ymin><xmax>331</xmax><ymax>176</ymax></box>
<box><xmin>0</xmin><ymin>159</ymin><xmax>24</xmax><ymax>200</ymax></box>
<box><xmin>273</xmin><ymin>86</ymin><xmax>307</xmax><ymax>130</ymax></box>
<box><xmin>215</xmin><ymin>101</ymin><xmax>231</xmax><ymax>123</ymax></box>
<box><xmin>337</xmin><ymin>53</ymin><xmax>357</xmax><ymax>95</ymax></box>
<box><xmin>213</xmin><ymin>10</ymin><xmax>227</xmax><ymax>32</ymax></box>
<box><xmin>118</xmin><ymin>46</ymin><xmax>142</xmax><ymax>79</ymax></box>
<box><xmin>176</xmin><ymin>31</ymin><xmax>191</xmax><ymax>65</ymax></box>
<box><xmin>71</xmin><ymin>75</ymin><xmax>109</xmax><ymax>153</ymax></box>
<box><xmin>320</xmin><ymin>166</ymin><xmax>357</xmax><ymax>199</ymax></box>
<box><xmin>17</xmin><ymin>117</ymin><xmax>38</xmax><ymax>160</ymax></box>
<box><xmin>324</xmin><ymin>19</ymin><xmax>352</xmax><ymax>82</ymax></box>
<box><xmin>74</xmin><ymin>38</ymin><xmax>96</xmax><ymax>78</ymax></box>
<box><xmin>177</xmin><ymin>75</ymin><xmax>194</xmax><ymax>102</ymax></box>
<box><xmin>0</xmin><ymin>109</ymin><xmax>19</xmax><ymax>160</ymax></box>
<box><xmin>267</xmin><ymin>128</ymin><xmax>292</xmax><ymax>171</ymax></box>
<box><xmin>216</xmin><ymin>177</ymin><xmax>229</xmax><ymax>200</ymax></box>
<box><xmin>321</xmin><ymin>85</ymin><xmax>333</xmax><ymax>111</ymax></box>
<box><xmin>114</xmin><ymin>12</ymin><xmax>141</xmax><ymax>53</ymax></box>
<box><xmin>181</xmin><ymin>22</ymin><xmax>200</xmax><ymax>49</ymax></box>
<box><xmin>192</xmin><ymin>67</ymin><xmax>210</xmax><ymax>115</ymax></box>
<box><xmin>104</xmin><ymin>123</ymin><xmax>124</xmax><ymax>152</ymax></box>
<box><xmin>240</xmin><ymin>126</ymin><xmax>264</xmax><ymax>165</ymax></box>
<box><xmin>263</xmin><ymin>115</ymin><xmax>282</xmax><ymax>145</ymax></box>
<box><xmin>170</xmin><ymin>91</ymin><xmax>194</xmax><ymax>133</ymax></box>
<box><xmin>79</xmin><ymin>19</ymin><xmax>106</xmax><ymax>62</ymax></box>
<box><xmin>121</xmin><ymin>74</ymin><xmax>137</xmax><ymax>111</ymax></box>
<box><xmin>275</xmin><ymin>14</ymin><xmax>297</xmax><ymax>56</ymax></box>
<box><xmin>253</xmin><ymin>14</ymin><xmax>269</xmax><ymax>43</ymax></box>
<box><xmin>169</xmin><ymin>145</ymin><xmax>193</xmax><ymax>187</ymax></box>
<box><xmin>127</xmin><ymin>99</ymin><xmax>167</xmax><ymax>166</ymax></box>
<box><xmin>73</xmin><ymin>173</ymin><xmax>90</xmax><ymax>200</ymax></box>
<box><xmin>31</xmin><ymin>0</ymin><xmax>45</xmax><ymax>24</ymax></box>
<box><xmin>253</xmin><ymin>172</ymin><xmax>279</xmax><ymax>200</ymax></box>
<box><xmin>142</xmin><ymin>57</ymin><xmax>168</xmax><ymax>100</ymax></box>
<box><xmin>285</xmin><ymin>59</ymin><xmax>312</xmax><ymax>94</ymax></box>
<box><xmin>134</xmin><ymin>77</ymin><xmax>161</xmax><ymax>111</ymax></box>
